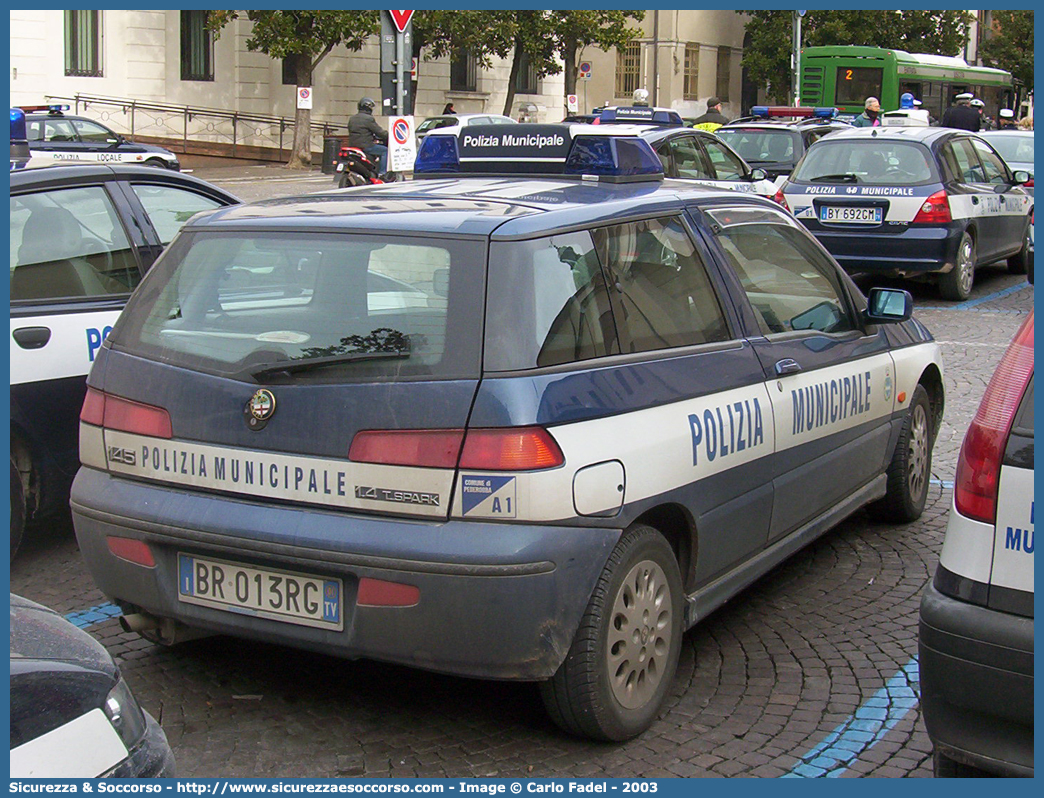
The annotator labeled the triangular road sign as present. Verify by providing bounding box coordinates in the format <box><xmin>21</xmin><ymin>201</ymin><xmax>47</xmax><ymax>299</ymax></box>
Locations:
<box><xmin>389</xmin><ymin>10</ymin><xmax>414</xmax><ymax>33</ymax></box>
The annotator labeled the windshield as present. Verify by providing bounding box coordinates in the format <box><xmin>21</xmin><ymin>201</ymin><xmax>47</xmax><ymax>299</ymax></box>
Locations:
<box><xmin>110</xmin><ymin>231</ymin><xmax>485</xmax><ymax>382</ymax></box>
<box><xmin>792</xmin><ymin>140</ymin><xmax>935</xmax><ymax>185</ymax></box>
<box><xmin>417</xmin><ymin>117</ymin><xmax>457</xmax><ymax>134</ymax></box>
<box><xmin>717</xmin><ymin>128</ymin><xmax>795</xmax><ymax>164</ymax></box>
<box><xmin>983</xmin><ymin>134</ymin><xmax>1034</xmax><ymax>166</ymax></box>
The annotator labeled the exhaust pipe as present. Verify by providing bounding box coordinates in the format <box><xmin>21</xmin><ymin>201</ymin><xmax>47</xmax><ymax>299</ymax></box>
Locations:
<box><xmin>119</xmin><ymin>613</ymin><xmax>159</xmax><ymax>634</ymax></box>
<box><xmin>119</xmin><ymin>612</ymin><xmax>214</xmax><ymax>645</ymax></box>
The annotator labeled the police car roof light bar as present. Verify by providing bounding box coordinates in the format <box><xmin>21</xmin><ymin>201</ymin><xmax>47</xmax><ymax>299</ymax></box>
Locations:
<box><xmin>597</xmin><ymin>107</ymin><xmax>685</xmax><ymax>127</ymax></box>
<box><xmin>18</xmin><ymin>104</ymin><xmax>70</xmax><ymax>115</ymax></box>
<box><xmin>413</xmin><ymin>124</ymin><xmax>664</xmax><ymax>183</ymax></box>
<box><xmin>751</xmin><ymin>106</ymin><xmax>838</xmax><ymax>120</ymax></box>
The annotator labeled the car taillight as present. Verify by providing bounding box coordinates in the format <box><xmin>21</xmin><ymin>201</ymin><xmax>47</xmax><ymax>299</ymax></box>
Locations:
<box><xmin>459</xmin><ymin>427</ymin><xmax>564</xmax><ymax>471</ymax></box>
<box><xmin>349</xmin><ymin>426</ymin><xmax>564</xmax><ymax>471</ymax></box>
<box><xmin>912</xmin><ymin>189</ymin><xmax>952</xmax><ymax>224</ymax></box>
<box><xmin>954</xmin><ymin>311</ymin><xmax>1034</xmax><ymax>523</ymax></box>
<box><xmin>349</xmin><ymin>429</ymin><xmax>465</xmax><ymax>469</ymax></box>
<box><xmin>80</xmin><ymin>388</ymin><xmax>172</xmax><ymax>439</ymax></box>
<box><xmin>772</xmin><ymin>188</ymin><xmax>789</xmax><ymax>211</ymax></box>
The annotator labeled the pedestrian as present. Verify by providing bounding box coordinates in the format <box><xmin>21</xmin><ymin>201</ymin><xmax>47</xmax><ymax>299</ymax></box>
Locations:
<box><xmin>970</xmin><ymin>98</ymin><xmax>993</xmax><ymax>130</ymax></box>
<box><xmin>1016</xmin><ymin>114</ymin><xmax>1033</xmax><ymax>131</ymax></box>
<box><xmin>348</xmin><ymin>97</ymin><xmax>389</xmax><ymax>174</ymax></box>
<box><xmin>996</xmin><ymin>108</ymin><xmax>1017</xmax><ymax>130</ymax></box>
<box><xmin>940</xmin><ymin>93</ymin><xmax>980</xmax><ymax>132</ymax></box>
<box><xmin>850</xmin><ymin>96</ymin><xmax>881</xmax><ymax>128</ymax></box>
<box><xmin>442</xmin><ymin>102</ymin><xmax>455</xmax><ymax>115</ymax></box>
<box><xmin>691</xmin><ymin>97</ymin><xmax>729</xmax><ymax>131</ymax></box>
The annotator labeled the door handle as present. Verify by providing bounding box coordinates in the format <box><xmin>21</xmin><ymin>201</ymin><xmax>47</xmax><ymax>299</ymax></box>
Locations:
<box><xmin>775</xmin><ymin>358</ymin><xmax>801</xmax><ymax>375</ymax></box>
<box><xmin>13</xmin><ymin>326</ymin><xmax>52</xmax><ymax>349</ymax></box>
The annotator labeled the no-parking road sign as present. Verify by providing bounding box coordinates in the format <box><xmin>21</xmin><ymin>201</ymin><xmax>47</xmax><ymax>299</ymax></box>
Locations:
<box><xmin>388</xmin><ymin>115</ymin><xmax>416</xmax><ymax>172</ymax></box>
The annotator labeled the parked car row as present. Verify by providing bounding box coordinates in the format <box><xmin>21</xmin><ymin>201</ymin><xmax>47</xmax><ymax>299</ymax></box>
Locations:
<box><xmin>9</xmin><ymin>106</ymin><xmax>1033</xmax><ymax>776</ymax></box>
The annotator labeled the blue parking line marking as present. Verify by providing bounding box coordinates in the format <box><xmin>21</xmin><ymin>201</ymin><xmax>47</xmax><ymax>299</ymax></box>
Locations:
<box><xmin>64</xmin><ymin>602</ymin><xmax>123</xmax><ymax>629</ymax></box>
<box><xmin>783</xmin><ymin>658</ymin><xmax>920</xmax><ymax>778</ymax></box>
<box><xmin>930</xmin><ymin>478</ymin><xmax>954</xmax><ymax>489</ymax></box>
<box><xmin>952</xmin><ymin>283</ymin><xmax>1030</xmax><ymax>310</ymax></box>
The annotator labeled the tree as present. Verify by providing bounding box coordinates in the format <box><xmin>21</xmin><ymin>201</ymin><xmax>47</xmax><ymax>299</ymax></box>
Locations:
<box><xmin>979</xmin><ymin>10</ymin><xmax>1034</xmax><ymax>92</ymax></box>
<box><xmin>416</xmin><ymin>11</ymin><xmax>553</xmax><ymax>117</ymax></box>
<box><xmin>552</xmin><ymin>11</ymin><xmax>645</xmax><ymax>107</ymax></box>
<box><xmin>207</xmin><ymin>10</ymin><xmax>380</xmax><ymax>168</ymax></box>
<box><xmin>742</xmin><ymin>10</ymin><xmax>973</xmax><ymax>104</ymax></box>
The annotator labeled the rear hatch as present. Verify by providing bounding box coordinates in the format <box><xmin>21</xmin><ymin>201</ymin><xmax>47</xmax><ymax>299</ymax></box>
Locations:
<box><xmin>785</xmin><ymin>138</ymin><xmax>938</xmax><ymax>233</ymax></box>
<box><xmin>85</xmin><ymin>228</ymin><xmax>487</xmax><ymax>521</ymax></box>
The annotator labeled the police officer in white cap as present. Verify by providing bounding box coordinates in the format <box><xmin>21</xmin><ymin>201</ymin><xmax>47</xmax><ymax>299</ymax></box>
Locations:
<box><xmin>997</xmin><ymin>108</ymin><xmax>1017</xmax><ymax>130</ymax></box>
<box><xmin>941</xmin><ymin>92</ymin><xmax>980</xmax><ymax>131</ymax></box>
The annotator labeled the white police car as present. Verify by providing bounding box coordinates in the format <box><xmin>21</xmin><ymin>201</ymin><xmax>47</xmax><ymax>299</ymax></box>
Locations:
<box><xmin>782</xmin><ymin>126</ymin><xmax>1033</xmax><ymax>300</ymax></box>
<box><xmin>9</xmin><ymin>162</ymin><xmax>238</xmax><ymax>559</ymax></box>
<box><xmin>919</xmin><ymin>310</ymin><xmax>1033</xmax><ymax>777</ymax></box>
<box><xmin>20</xmin><ymin>105</ymin><xmax>181</xmax><ymax>170</ymax></box>
<box><xmin>71</xmin><ymin>124</ymin><xmax>944</xmax><ymax>741</ymax></box>
<box><xmin>637</xmin><ymin>125</ymin><xmax>780</xmax><ymax>200</ymax></box>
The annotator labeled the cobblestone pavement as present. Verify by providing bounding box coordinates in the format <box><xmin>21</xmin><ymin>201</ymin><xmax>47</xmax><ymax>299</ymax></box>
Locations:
<box><xmin>10</xmin><ymin>163</ymin><xmax>1033</xmax><ymax>778</ymax></box>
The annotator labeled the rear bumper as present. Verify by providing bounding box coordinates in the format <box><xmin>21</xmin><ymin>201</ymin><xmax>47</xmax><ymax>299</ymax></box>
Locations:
<box><xmin>802</xmin><ymin>222</ymin><xmax>964</xmax><ymax>276</ymax></box>
<box><xmin>918</xmin><ymin>580</ymin><xmax>1034</xmax><ymax>777</ymax></box>
<box><xmin>71</xmin><ymin>467</ymin><xmax>618</xmax><ymax>681</ymax></box>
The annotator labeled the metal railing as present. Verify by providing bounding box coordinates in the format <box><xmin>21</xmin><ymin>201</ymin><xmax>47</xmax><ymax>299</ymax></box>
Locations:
<box><xmin>45</xmin><ymin>93</ymin><xmax>349</xmax><ymax>157</ymax></box>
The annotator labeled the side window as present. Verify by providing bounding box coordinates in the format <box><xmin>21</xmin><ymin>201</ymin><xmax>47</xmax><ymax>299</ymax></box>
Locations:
<box><xmin>970</xmin><ymin>139</ymin><xmax>1009</xmax><ymax>184</ymax></box>
<box><xmin>484</xmin><ymin>231</ymin><xmax>617</xmax><ymax>370</ymax></box>
<box><xmin>592</xmin><ymin>216</ymin><xmax>729</xmax><ymax>352</ymax></box>
<box><xmin>669</xmin><ymin>136</ymin><xmax>711</xmax><ymax>179</ymax></box>
<box><xmin>949</xmin><ymin>138</ymin><xmax>985</xmax><ymax>183</ymax></box>
<box><xmin>10</xmin><ymin>186</ymin><xmax>140</xmax><ymax>301</ymax></box>
<box><xmin>43</xmin><ymin>119</ymin><xmax>78</xmax><ymax>142</ymax></box>
<box><xmin>130</xmin><ymin>184</ymin><xmax>226</xmax><ymax>245</ymax></box>
<box><xmin>713</xmin><ymin>220</ymin><xmax>855</xmax><ymax>336</ymax></box>
<box><xmin>702</xmin><ymin>139</ymin><xmax>746</xmax><ymax>181</ymax></box>
<box><xmin>72</xmin><ymin>119</ymin><xmax>117</xmax><ymax>143</ymax></box>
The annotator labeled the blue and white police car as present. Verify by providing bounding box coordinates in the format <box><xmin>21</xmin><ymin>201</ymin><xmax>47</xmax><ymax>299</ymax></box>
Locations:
<box><xmin>716</xmin><ymin>106</ymin><xmax>852</xmax><ymax>183</ymax></box>
<box><xmin>919</xmin><ymin>309</ymin><xmax>1033</xmax><ymax>777</ymax></box>
<box><xmin>71</xmin><ymin>124</ymin><xmax>944</xmax><ymax>741</ymax></box>
<box><xmin>20</xmin><ymin>105</ymin><xmax>181</xmax><ymax>170</ymax></box>
<box><xmin>782</xmin><ymin>126</ymin><xmax>1033</xmax><ymax>300</ymax></box>
<box><xmin>9</xmin><ymin>162</ymin><xmax>238</xmax><ymax>559</ymax></box>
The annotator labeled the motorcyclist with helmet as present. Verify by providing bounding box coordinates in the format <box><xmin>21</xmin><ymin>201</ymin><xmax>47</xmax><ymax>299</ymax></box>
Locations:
<box><xmin>348</xmin><ymin>97</ymin><xmax>389</xmax><ymax>174</ymax></box>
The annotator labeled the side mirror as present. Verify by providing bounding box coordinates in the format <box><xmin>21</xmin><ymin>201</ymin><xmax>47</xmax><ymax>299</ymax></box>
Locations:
<box><xmin>864</xmin><ymin>287</ymin><xmax>913</xmax><ymax>324</ymax></box>
<box><xmin>1012</xmin><ymin>169</ymin><xmax>1032</xmax><ymax>185</ymax></box>
<box><xmin>749</xmin><ymin>168</ymin><xmax>767</xmax><ymax>182</ymax></box>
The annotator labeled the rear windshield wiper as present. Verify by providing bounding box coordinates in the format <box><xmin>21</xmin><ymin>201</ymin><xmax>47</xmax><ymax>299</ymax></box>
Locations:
<box><xmin>808</xmin><ymin>173</ymin><xmax>859</xmax><ymax>183</ymax></box>
<box><xmin>249</xmin><ymin>349</ymin><xmax>409</xmax><ymax>380</ymax></box>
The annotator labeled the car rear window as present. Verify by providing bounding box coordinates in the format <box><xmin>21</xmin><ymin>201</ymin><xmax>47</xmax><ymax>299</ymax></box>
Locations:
<box><xmin>792</xmin><ymin>140</ymin><xmax>935</xmax><ymax>185</ymax></box>
<box><xmin>109</xmin><ymin>231</ymin><xmax>485</xmax><ymax>382</ymax></box>
<box><xmin>717</xmin><ymin>128</ymin><xmax>795</xmax><ymax>163</ymax></box>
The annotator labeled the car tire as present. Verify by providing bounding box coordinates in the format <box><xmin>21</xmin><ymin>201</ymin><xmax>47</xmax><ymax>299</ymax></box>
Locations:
<box><xmin>11</xmin><ymin>457</ymin><xmax>25</xmax><ymax>561</ymax></box>
<box><xmin>933</xmin><ymin>750</ymin><xmax>992</xmax><ymax>778</ymax></box>
<box><xmin>539</xmin><ymin>524</ymin><xmax>683</xmax><ymax>741</ymax></box>
<box><xmin>1007</xmin><ymin>221</ymin><xmax>1032</xmax><ymax>275</ymax></box>
<box><xmin>939</xmin><ymin>232</ymin><xmax>975</xmax><ymax>301</ymax></box>
<box><xmin>144</xmin><ymin>158</ymin><xmax>168</xmax><ymax>169</ymax></box>
<box><xmin>868</xmin><ymin>384</ymin><xmax>933</xmax><ymax>523</ymax></box>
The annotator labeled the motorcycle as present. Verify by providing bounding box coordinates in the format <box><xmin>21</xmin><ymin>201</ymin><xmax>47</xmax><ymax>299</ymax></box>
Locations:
<box><xmin>334</xmin><ymin>145</ymin><xmax>397</xmax><ymax>187</ymax></box>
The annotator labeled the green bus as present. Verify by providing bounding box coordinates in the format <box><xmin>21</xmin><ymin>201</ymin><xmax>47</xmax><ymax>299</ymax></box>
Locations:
<box><xmin>799</xmin><ymin>45</ymin><xmax>1016</xmax><ymax>121</ymax></box>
